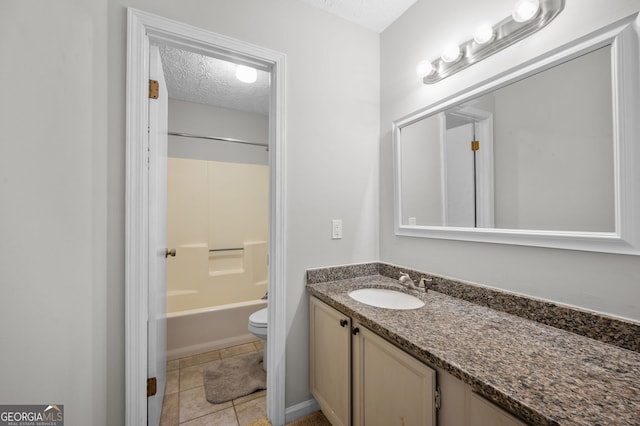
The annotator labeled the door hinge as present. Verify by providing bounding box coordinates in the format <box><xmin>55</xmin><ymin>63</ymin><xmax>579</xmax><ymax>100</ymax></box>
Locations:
<box><xmin>435</xmin><ymin>385</ymin><xmax>441</xmax><ymax>410</ymax></box>
<box><xmin>147</xmin><ymin>377</ymin><xmax>157</xmax><ymax>397</ymax></box>
<box><xmin>471</xmin><ymin>140</ymin><xmax>480</xmax><ymax>151</ymax></box>
<box><xmin>149</xmin><ymin>79</ymin><xmax>159</xmax><ymax>99</ymax></box>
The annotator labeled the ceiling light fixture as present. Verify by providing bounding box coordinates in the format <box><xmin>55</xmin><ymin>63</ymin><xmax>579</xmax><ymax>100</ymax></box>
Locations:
<box><xmin>417</xmin><ymin>0</ymin><xmax>563</xmax><ymax>84</ymax></box>
<box><xmin>236</xmin><ymin>65</ymin><xmax>257</xmax><ymax>83</ymax></box>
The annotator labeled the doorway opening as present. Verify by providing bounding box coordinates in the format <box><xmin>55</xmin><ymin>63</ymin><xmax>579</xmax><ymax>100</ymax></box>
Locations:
<box><xmin>158</xmin><ymin>43</ymin><xmax>271</xmax><ymax>359</ymax></box>
<box><xmin>125</xmin><ymin>8</ymin><xmax>286</xmax><ymax>426</ymax></box>
<box><xmin>159</xmin><ymin>43</ymin><xmax>271</xmax><ymax>423</ymax></box>
<box><xmin>442</xmin><ymin>106</ymin><xmax>495</xmax><ymax>228</ymax></box>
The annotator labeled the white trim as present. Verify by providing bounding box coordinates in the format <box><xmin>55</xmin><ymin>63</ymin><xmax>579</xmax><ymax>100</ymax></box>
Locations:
<box><xmin>393</xmin><ymin>13</ymin><xmax>640</xmax><ymax>255</ymax></box>
<box><xmin>167</xmin><ymin>334</ymin><xmax>258</xmax><ymax>361</ymax></box>
<box><xmin>125</xmin><ymin>8</ymin><xmax>287</xmax><ymax>426</ymax></box>
<box><xmin>438</xmin><ymin>112</ymin><xmax>448</xmax><ymax>225</ymax></box>
<box><xmin>285</xmin><ymin>399</ymin><xmax>321</xmax><ymax>424</ymax></box>
<box><xmin>125</xmin><ymin>10</ymin><xmax>150</xmax><ymax>426</ymax></box>
<box><xmin>474</xmin><ymin>114</ymin><xmax>495</xmax><ymax>228</ymax></box>
<box><xmin>266</xmin><ymin>21</ymin><xmax>287</xmax><ymax>426</ymax></box>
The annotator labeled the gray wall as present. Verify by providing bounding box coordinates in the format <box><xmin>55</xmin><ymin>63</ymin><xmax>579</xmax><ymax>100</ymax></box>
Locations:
<box><xmin>3</xmin><ymin>1</ymin><xmax>640</xmax><ymax>425</ymax></box>
<box><xmin>168</xmin><ymin>99</ymin><xmax>269</xmax><ymax>165</ymax></box>
<box><xmin>0</xmin><ymin>1</ymin><xmax>108</xmax><ymax>424</ymax></box>
<box><xmin>400</xmin><ymin>116</ymin><xmax>444</xmax><ymax>225</ymax></box>
<box><xmin>380</xmin><ymin>0</ymin><xmax>640</xmax><ymax>322</ymax></box>
<box><xmin>492</xmin><ymin>46</ymin><xmax>614</xmax><ymax>231</ymax></box>
<box><xmin>1</xmin><ymin>0</ymin><xmax>379</xmax><ymax>424</ymax></box>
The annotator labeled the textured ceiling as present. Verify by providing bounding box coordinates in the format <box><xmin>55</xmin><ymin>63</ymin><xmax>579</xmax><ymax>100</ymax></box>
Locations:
<box><xmin>299</xmin><ymin>0</ymin><xmax>417</xmax><ymax>33</ymax></box>
<box><xmin>157</xmin><ymin>44</ymin><xmax>270</xmax><ymax>116</ymax></box>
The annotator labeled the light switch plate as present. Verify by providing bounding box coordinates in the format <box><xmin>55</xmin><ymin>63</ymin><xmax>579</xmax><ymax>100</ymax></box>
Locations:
<box><xmin>332</xmin><ymin>219</ymin><xmax>342</xmax><ymax>239</ymax></box>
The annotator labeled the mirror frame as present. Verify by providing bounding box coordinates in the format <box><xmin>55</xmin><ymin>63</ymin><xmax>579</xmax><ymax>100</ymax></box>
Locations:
<box><xmin>393</xmin><ymin>13</ymin><xmax>640</xmax><ymax>255</ymax></box>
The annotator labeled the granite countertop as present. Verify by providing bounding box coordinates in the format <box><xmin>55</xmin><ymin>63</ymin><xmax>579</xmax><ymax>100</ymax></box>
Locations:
<box><xmin>306</xmin><ymin>275</ymin><xmax>640</xmax><ymax>426</ymax></box>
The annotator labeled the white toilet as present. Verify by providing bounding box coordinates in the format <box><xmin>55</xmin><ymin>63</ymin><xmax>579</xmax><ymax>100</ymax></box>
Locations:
<box><xmin>248</xmin><ymin>307</ymin><xmax>268</xmax><ymax>370</ymax></box>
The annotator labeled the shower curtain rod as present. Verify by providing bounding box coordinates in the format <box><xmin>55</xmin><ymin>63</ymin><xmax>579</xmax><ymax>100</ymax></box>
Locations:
<box><xmin>168</xmin><ymin>132</ymin><xmax>268</xmax><ymax>149</ymax></box>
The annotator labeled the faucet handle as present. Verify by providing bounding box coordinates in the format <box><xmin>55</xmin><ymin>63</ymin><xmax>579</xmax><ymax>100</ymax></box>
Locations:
<box><xmin>418</xmin><ymin>277</ymin><xmax>433</xmax><ymax>289</ymax></box>
<box><xmin>399</xmin><ymin>272</ymin><xmax>411</xmax><ymax>283</ymax></box>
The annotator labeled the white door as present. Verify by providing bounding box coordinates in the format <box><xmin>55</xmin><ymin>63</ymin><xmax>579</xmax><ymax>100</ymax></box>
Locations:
<box><xmin>445</xmin><ymin>123</ymin><xmax>476</xmax><ymax>227</ymax></box>
<box><xmin>147</xmin><ymin>45</ymin><xmax>169</xmax><ymax>426</ymax></box>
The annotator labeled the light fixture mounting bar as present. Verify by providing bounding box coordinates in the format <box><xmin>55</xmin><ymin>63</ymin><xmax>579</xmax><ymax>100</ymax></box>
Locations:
<box><xmin>423</xmin><ymin>0</ymin><xmax>564</xmax><ymax>84</ymax></box>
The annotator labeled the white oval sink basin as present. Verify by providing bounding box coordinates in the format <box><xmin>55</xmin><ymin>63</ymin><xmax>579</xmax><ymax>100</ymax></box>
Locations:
<box><xmin>348</xmin><ymin>288</ymin><xmax>425</xmax><ymax>310</ymax></box>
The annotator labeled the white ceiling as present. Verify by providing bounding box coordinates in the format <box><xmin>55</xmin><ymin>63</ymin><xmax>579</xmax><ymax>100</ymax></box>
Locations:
<box><xmin>157</xmin><ymin>44</ymin><xmax>271</xmax><ymax>116</ymax></box>
<box><xmin>157</xmin><ymin>0</ymin><xmax>416</xmax><ymax>116</ymax></box>
<box><xmin>299</xmin><ymin>0</ymin><xmax>417</xmax><ymax>33</ymax></box>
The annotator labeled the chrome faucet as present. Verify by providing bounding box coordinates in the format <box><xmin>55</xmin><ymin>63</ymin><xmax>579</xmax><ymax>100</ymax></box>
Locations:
<box><xmin>419</xmin><ymin>277</ymin><xmax>433</xmax><ymax>290</ymax></box>
<box><xmin>399</xmin><ymin>273</ymin><xmax>426</xmax><ymax>293</ymax></box>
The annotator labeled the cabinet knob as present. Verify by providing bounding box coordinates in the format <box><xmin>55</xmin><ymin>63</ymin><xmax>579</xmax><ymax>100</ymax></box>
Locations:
<box><xmin>339</xmin><ymin>319</ymin><xmax>348</xmax><ymax>327</ymax></box>
<box><xmin>352</xmin><ymin>327</ymin><xmax>360</xmax><ymax>335</ymax></box>
<box><xmin>165</xmin><ymin>248</ymin><xmax>176</xmax><ymax>258</ymax></box>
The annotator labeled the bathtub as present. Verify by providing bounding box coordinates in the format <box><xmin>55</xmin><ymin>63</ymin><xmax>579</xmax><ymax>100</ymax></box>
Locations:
<box><xmin>165</xmin><ymin>240</ymin><xmax>268</xmax><ymax>359</ymax></box>
<box><xmin>166</xmin><ymin>241</ymin><xmax>268</xmax><ymax>313</ymax></box>
<box><xmin>166</xmin><ymin>298</ymin><xmax>267</xmax><ymax>360</ymax></box>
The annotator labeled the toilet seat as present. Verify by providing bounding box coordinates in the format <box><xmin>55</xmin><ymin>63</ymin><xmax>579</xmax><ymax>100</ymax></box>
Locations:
<box><xmin>249</xmin><ymin>307</ymin><xmax>267</xmax><ymax>328</ymax></box>
<box><xmin>248</xmin><ymin>307</ymin><xmax>268</xmax><ymax>371</ymax></box>
<box><xmin>248</xmin><ymin>308</ymin><xmax>268</xmax><ymax>338</ymax></box>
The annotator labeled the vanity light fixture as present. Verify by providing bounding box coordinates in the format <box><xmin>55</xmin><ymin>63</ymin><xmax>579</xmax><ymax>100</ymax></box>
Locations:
<box><xmin>416</xmin><ymin>60</ymin><xmax>435</xmax><ymax>78</ymax></box>
<box><xmin>474</xmin><ymin>24</ymin><xmax>494</xmax><ymax>45</ymax></box>
<box><xmin>418</xmin><ymin>0</ymin><xmax>564</xmax><ymax>84</ymax></box>
<box><xmin>236</xmin><ymin>64</ymin><xmax>257</xmax><ymax>83</ymax></box>
<box><xmin>512</xmin><ymin>0</ymin><xmax>541</xmax><ymax>22</ymax></box>
<box><xmin>441</xmin><ymin>44</ymin><xmax>462</xmax><ymax>63</ymax></box>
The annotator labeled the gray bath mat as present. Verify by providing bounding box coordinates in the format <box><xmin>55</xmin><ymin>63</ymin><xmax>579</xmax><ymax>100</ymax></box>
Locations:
<box><xmin>203</xmin><ymin>352</ymin><xmax>266</xmax><ymax>404</ymax></box>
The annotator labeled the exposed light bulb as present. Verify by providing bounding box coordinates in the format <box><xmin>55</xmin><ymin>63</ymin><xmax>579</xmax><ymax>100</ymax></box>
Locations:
<box><xmin>441</xmin><ymin>44</ymin><xmax>461</xmax><ymax>63</ymax></box>
<box><xmin>236</xmin><ymin>65</ymin><xmax>257</xmax><ymax>83</ymax></box>
<box><xmin>474</xmin><ymin>24</ymin><xmax>494</xmax><ymax>45</ymax></box>
<box><xmin>512</xmin><ymin>0</ymin><xmax>540</xmax><ymax>23</ymax></box>
<box><xmin>416</xmin><ymin>60</ymin><xmax>435</xmax><ymax>78</ymax></box>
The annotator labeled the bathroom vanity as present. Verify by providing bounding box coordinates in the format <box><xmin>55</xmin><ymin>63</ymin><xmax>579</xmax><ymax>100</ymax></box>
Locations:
<box><xmin>310</xmin><ymin>296</ymin><xmax>437</xmax><ymax>426</ymax></box>
<box><xmin>306</xmin><ymin>264</ymin><xmax>640</xmax><ymax>426</ymax></box>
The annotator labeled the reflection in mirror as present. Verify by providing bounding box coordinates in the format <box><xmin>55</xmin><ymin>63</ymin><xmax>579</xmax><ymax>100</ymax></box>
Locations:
<box><xmin>399</xmin><ymin>45</ymin><xmax>614</xmax><ymax>233</ymax></box>
<box><xmin>394</xmin><ymin>14</ymin><xmax>640</xmax><ymax>254</ymax></box>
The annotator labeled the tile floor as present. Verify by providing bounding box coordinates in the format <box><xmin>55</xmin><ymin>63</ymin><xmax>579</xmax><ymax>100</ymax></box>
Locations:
<box><xmin>161</xmin><ymin>340</ymin><xmax>267</xmax><ymax>426</ymax></box>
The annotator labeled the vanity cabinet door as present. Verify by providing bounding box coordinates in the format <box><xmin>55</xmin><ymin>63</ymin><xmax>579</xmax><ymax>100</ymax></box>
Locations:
<box><xmin>352</xmin><ymin>323</ymin><xmax>437</xmax><ymax>426</ymax></box>
<box><xmin>467</xmin><ymin>392</ymin><xmax>528</xmax><ymax>426</ymax></box>
<box><xmin>309</xmin><ymin>296</ymin><xmax>351</xmax><ymax>426</ymax></box>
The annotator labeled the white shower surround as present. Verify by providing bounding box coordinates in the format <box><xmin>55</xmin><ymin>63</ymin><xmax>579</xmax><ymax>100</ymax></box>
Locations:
<box><xmin>166</xmin><ymin>242</ymin><xmax>268</xmax><ymax>313</ymax></box>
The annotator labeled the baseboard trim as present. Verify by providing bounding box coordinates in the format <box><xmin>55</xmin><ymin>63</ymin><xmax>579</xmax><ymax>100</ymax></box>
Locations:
<box><xmin>285</xmin><ymin>398</ymin><xmax>320</xmax><ymax>424</ymax></box>
<box><xmin>167</xmin><ymin>334</ymin><xmax>258</xmax><ymax>360</ymax></box>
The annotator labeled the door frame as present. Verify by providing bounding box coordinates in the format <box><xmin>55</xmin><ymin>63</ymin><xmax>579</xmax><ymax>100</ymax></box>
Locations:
<box><xmin>146</xmin><ymin>44</ymin><xmax>169</xmax><ymax>425</ymax></box>
<box><xmin>440</xmin><ymin>107</ymin><xmax>494</xmax><ymax>228</ymax></box>
<box><xmin>125</xmin><ymin>8</ymin><xmax>287</xmax><ymax>425</ymax></box>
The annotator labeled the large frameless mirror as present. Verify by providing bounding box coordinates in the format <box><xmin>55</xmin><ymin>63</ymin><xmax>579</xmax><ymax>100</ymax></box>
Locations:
<box><xmin>393</xmin><ymin>14</ymin><xmax>640</xmax><ymax>254</ymax></box>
